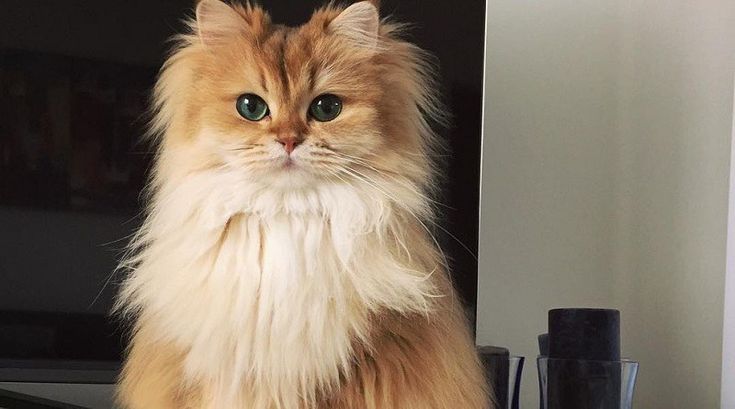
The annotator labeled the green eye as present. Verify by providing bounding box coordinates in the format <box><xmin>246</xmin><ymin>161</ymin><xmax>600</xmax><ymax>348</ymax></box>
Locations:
<box><xmin>236</xmin><ymin>93</ymin><xmax>269</xmax><ymax>121</ymax></box>
<box><xmin>309</xmin><ymin>94</ymin><xmax>342</xmax><ymax>122</ymax></box>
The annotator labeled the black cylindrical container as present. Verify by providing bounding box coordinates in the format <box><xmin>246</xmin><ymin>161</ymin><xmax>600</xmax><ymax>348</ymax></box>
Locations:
<box><xmin>546</xmin><ymin>308</ymin><xmax>621</xmax><ymax>409</ymax></box>
<box><xmin>548</xmin><ymin>308</ymin><xmax>620</xmax><ymax>360</ymax></box>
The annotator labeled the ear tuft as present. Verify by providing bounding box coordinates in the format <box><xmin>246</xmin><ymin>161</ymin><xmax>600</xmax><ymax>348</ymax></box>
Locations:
<box><xmin>329</xmin><ymin>1</ymin><xmax>380</xmax><ymax>50</ymax></box>
<box><xmin>196</xmin><ymin>0</ymin><xmax>246</xmax><ymax>45</ymax></box>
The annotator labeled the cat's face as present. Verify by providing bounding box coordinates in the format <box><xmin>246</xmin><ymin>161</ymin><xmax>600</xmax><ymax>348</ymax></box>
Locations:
<box><xmin>157</xmin><ymin>0</ymin><xmax>436</xmax><ymax>194</ymax></box>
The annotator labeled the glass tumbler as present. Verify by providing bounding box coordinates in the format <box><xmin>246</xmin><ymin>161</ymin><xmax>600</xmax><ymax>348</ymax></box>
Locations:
<box><xmin>480</xmin><ymin>349</ymin><xmax>525</xmax><ymax>409</ymax></box>
<box><xmin>537</xmin><ymin>357</ymin><xmax>639</xmax><ymax>409</ymax></box>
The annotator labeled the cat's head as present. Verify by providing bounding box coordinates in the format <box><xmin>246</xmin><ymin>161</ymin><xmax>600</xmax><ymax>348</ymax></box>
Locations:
<box><xmin>152</xmin><ymin>0</ymin><xmax>441</xmax><ymax>207</ymax></box>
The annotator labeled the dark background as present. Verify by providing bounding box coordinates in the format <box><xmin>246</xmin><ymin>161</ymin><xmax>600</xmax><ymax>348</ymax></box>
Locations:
<box><xmin>0</xmin><ymin>0</ymin><xmax>485</xmax><ymax>364</ymax></box>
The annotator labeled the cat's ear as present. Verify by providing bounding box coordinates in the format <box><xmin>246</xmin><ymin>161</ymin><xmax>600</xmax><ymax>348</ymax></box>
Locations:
<box><xmin>365</xmin><ymin>0</ymin><xmax>380</xmax><ymax>11</ymax></box>
<box><xmin>195</xmin><ymin>0</ymin><xmax>246</xmax><ymax>45</ymax></box>
<box><xmin>329</xmin><ymin>1</ymin><xmax>380</xmax><ymax>50</ymax></box>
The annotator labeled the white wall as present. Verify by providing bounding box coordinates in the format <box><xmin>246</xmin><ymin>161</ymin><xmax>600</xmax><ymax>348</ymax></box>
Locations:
<box><xmin>478</xmin><ymin>0</ymin><xmax>735</xmax><ymax>408</ymax></box>
<box><xmin>478</xmin><ymin>0</ymin><xmax>619</xmax><ymax>406</ymax></box>
<box><xmin>720</xmin><ymin>76</ymin><xmax>735</xmax><ymax>409</ymax></box>
<box><xmin>612</xmin><ymin>1</ymin><xmax>734</xmax><ymax>407</ymax></box>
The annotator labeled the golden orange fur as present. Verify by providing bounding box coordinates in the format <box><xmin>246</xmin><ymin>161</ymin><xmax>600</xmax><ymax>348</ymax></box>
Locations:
<box><xmin>116</xmin><ymin>1</ymin><xmax>490</xmax><ymax>408</ymax></box>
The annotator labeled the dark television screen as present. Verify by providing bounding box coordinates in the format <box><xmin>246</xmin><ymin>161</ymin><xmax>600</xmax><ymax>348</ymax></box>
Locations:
<box><xmin>0</xmin><ymin>0</ymin><xmax>485</xmax><ymax>369</ymax></box>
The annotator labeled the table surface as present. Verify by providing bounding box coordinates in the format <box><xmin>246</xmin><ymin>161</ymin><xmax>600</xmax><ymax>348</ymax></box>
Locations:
<box><xmin>0</xmin><ymin>383</ymin><xmax>116</xmax><ymax>409</ymax></box>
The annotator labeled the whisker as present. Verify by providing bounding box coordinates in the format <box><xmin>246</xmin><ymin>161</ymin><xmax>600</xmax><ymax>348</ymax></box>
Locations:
<box><xmin>330</xmin><ymin>152</ymin><xmax>456</xmax><ymax>211</ymax></box>
<box><xmin>337</xmin><ymin>166</ymin><xmax>452</xmax><ymax>271</ymax></box>
<box><xmin>339</xmin><ymin>165</ymin><xmax>477</xmax><ymax>261</ymax></box>
<box><xmin>227</xmin><ymin>143</ymin><xmax>265</xmax><ymax>152</ymax></box>
<box><xmin>330</xmin><ymin>144</ymin><xmax>451</xmax><ymax>158</ymax></box>
<box><xmin>328</xmin><ymin>153</ymin><xmax>474</xmax><ymax>259</ymax></box>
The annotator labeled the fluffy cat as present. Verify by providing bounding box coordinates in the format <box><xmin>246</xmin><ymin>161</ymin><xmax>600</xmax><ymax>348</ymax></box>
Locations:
<box><xmin>116</xmin><ymin>1</ymin><xmax>490</xmax><ymax>408</ymax></box>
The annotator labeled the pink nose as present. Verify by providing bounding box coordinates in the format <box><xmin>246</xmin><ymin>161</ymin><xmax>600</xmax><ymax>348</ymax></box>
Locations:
<box><xmin>276</xmin><ymin>135</ymin><xmax>303</xmax><ymax>155</ymax></box>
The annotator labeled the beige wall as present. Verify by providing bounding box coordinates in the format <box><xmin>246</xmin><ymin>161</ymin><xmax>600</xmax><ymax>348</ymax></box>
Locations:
<box><xmin>613</xmin><ymin>1</ymin><xmax>734</xmax><ymax>407</ymax></box>
<box><xmin>723</xmin><ymin>79</ymin><xmax>735</xmax><ymax>408</ymax></box>
<box><xmin>478</xmin><ymin>0</ymin><xmax>735</xmax><ymax>408</ymax></box>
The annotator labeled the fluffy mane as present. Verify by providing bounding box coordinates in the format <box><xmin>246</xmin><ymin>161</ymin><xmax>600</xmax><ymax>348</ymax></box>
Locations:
<box><xmin>115</xmin><ymin>1</ymin><xmax>488</xmax><ymax>408</ymax></box>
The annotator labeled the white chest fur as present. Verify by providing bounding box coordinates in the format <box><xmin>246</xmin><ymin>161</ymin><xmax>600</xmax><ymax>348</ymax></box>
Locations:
<box><xmin>119</xmin><ymin>171</ymin><xmax>436</xmax><ymax>406</ymax></box>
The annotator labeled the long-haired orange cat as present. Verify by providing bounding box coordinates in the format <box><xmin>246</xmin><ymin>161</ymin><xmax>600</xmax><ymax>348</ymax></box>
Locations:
<box><xmin>116</xmin><ymin>1</ymin><xmax>490</xmax><ymax>407</ymax></box>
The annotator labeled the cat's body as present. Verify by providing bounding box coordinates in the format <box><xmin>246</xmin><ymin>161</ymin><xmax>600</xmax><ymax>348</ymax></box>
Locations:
<box><xmin>116</xmin><ymin>1</ymin><xmax>490</xmax><ymax>408</ymax></box>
